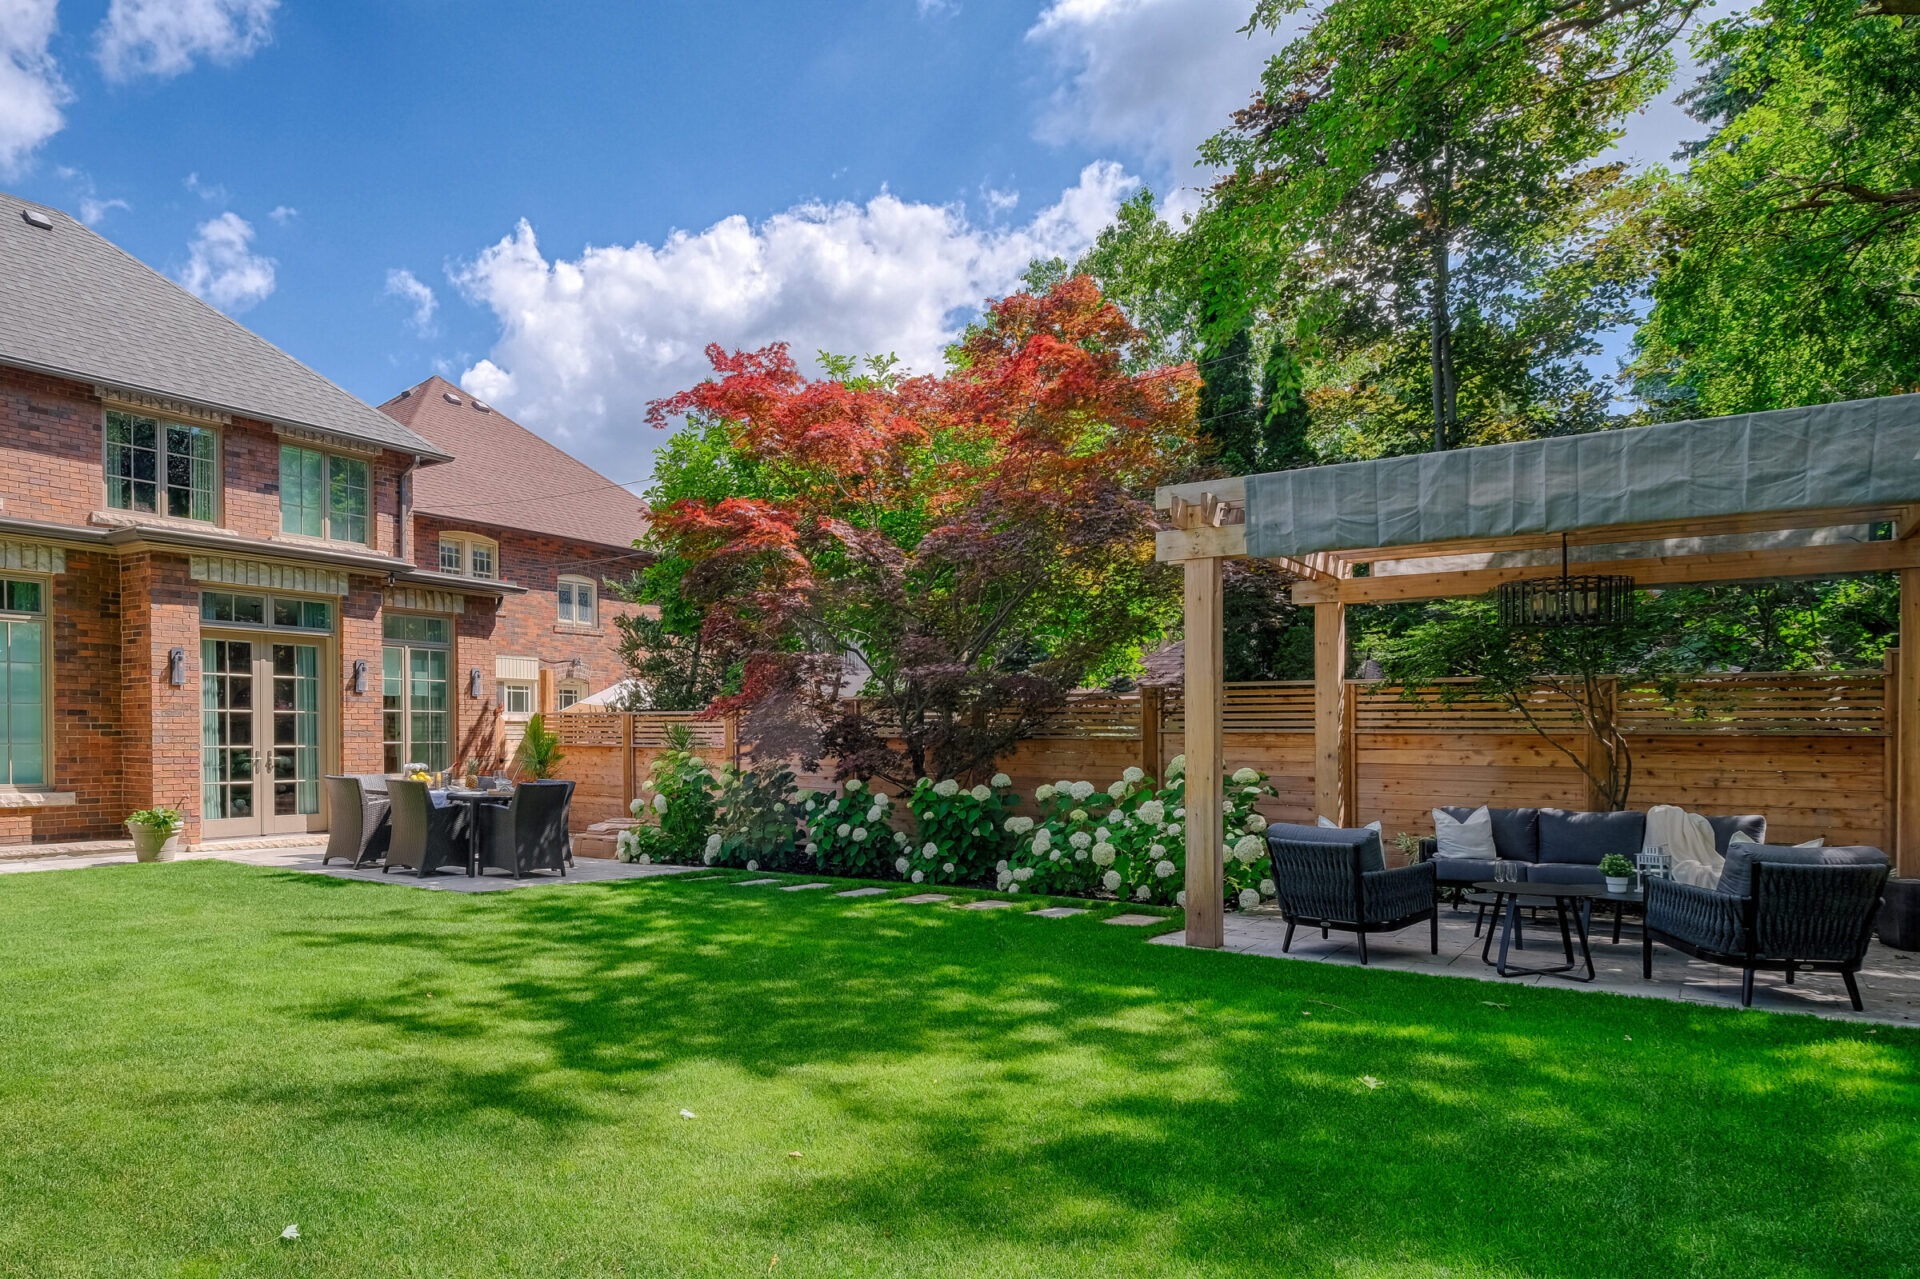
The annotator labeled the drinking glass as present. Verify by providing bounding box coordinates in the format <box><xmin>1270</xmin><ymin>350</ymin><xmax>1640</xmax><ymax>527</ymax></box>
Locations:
<box><xmin>1494</xmin><ymin>860</ymin><xmax>1519</xmax><ymax>884</ymax></box>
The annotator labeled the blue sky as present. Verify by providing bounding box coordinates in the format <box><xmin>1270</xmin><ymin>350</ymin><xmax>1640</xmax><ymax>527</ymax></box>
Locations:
<box><xmin>0</xmin><ymin>1</ymin><xmax>1717</xmax><ymax>485</ymax></box>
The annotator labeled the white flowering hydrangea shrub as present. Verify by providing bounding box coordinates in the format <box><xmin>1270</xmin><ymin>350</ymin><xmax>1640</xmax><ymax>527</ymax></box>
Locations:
<box><xmin>707</xmin><ymin>764</ymin><xmax>805</xmax><ymax>871</ymax></box>
<box><xmin>1220</xmin><ymin>762</ymin><xmax>1279</xmax><ymax>910</ymax></box>
<box><xmin>908</xmin><ymin>773</ymin><xmax>1019</xmax><ymax>883</ymax></box>
<box><xmin>624</xmin><ymin>727</ymin><xmax>718</xmax><ymax>864</ymax></box>
<box><xmin>1100</xmin><ymin>763</ymin><xmax>1184</xmax><ymax>905</ymax></box>
<box><xmin>800</xmin><ymin>780</ymin><xmax>896</xmax><ymax>876</ymax></box>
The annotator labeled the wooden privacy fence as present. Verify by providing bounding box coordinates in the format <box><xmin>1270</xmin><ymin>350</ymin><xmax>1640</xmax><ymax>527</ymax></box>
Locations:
<box><xmin>550</xmin><ymin>668</ymin><xmax>1895</xmax><ymax>849</ymax></box>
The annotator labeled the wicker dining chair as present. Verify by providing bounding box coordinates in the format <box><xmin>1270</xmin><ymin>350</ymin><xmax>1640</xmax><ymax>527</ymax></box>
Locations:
<box><xmin>383</xmin><ymin>778</ymin><xmax>471</xmax><ymax>877</ymax></box>
<box><xmin>321</xmin><ymin>775</ymin><xmax>389</xmax><ymax>868</ymax></box>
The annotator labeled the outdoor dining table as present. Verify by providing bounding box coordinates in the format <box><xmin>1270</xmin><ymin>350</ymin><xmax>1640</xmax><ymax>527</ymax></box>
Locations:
<box><xmin>435</xmin><ymin>785</ymin><xmax>516</xmax><ymax>875</ymax></box>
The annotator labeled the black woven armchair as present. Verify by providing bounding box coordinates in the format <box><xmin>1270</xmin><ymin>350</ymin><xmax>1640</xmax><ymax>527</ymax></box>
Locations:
<box><xmin>1267</xmin><ymin>833</ymin><xmax>1438</xmax><ymax>965</ymax></box>
<box><xmin>475</xmin><ymin>781</ymin><xmax>573</xmax><ymax>879</ymax></box>
<box><xmin>321</xmin><ymin>775</ymin><xmax>390</xmax><ymax>867</ymax></box>
<box><xmin>383</xmin><ymin>779</ymin><xmax>470</xmax><ymax>877</ymax></box>
<box><xmin>1644</xmin><ymin>851</ymin><xmax>1889</xmax><ymax>1010</ymax></box>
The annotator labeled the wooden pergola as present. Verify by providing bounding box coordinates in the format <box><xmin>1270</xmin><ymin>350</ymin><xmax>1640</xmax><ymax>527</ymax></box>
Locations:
<box><xmin>1157</xmin><ymin>394</ymin><xmax>1920</xmax><ymax>948</ymax></box>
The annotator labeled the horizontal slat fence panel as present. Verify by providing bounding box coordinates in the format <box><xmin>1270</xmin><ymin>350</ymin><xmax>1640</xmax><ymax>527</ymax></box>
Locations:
<box><xmin>547</xmin><ymin>671</ymin><xmax>1892</xmax><ymax>848</ymax></box>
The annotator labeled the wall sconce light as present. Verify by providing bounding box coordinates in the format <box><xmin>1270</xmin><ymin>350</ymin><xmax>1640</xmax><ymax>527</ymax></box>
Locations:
<box><xmin>469</xmin><ymin>667</ymin><xmax>483</xmax><ymax>699</ymax></box>
<box><xmin>167</xmin><ymin>647</ymin><xmax>187</xmax><ymax>687</ymax></box>
<box><xmin>351</xmin><ymin>659</ymin><xmax>368</xmax><ymax>695</ymax></box>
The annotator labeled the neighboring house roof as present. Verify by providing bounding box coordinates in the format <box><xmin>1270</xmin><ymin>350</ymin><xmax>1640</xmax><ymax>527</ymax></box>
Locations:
<box><xmin>0</xmin><ymin>192</ymin><xmax>449</xmax><ymax>461</ymax></box>
<box><xmin>378</xmin><ymin>375</ymin><xmax>650</xmax><ymax>550</ymax></box>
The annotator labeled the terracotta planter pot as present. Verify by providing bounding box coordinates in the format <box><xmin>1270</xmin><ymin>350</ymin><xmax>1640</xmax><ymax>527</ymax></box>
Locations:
<box><xmin>128</xmin><ymin>823</ymin><xmax>182</xmax><ymax>863</ymax></box>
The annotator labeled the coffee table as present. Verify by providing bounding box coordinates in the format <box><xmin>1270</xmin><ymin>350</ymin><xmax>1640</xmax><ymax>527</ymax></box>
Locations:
<box><xmin>1469</xmin><ymin>881</ymin><xmax>1642</xmax><ymax>982</ymax></box>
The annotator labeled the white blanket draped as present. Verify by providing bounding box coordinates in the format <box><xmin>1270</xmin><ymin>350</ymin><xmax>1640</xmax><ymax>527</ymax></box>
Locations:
<box><xmin>1644</xmin><ymin>804</ymin><xmax>1722</xmax><ymax>888</ymax></box>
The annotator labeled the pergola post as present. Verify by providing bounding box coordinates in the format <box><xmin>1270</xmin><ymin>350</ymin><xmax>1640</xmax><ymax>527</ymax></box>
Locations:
<box><xmin>1899</xmin><ymin>569</ymin><xmax>1920</xmax><ymax>878</ymax></box>
<box><xmin>1183</xmin><ymin>554</ymin><xmax>1225</xmax><ymax>948</ymax></box>
<box><xmin>1314</xmin><ymin>602</ymin><xmax>1348</xmax><ymax>826</ymax></box>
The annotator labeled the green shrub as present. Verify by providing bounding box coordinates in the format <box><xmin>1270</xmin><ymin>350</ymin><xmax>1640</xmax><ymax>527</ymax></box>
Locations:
<box><xmin>707</xmin><ymin>764</ymin><xmax>804</xmax><ymax>871</ymax></box>
<box><xmin>902</xmin><ymin>774</ymin><xmax>1017</xmax><ymax>885</ymax></box>
<box><xmin>631</xmin><ymin>726</ymin><xmax>719</xmax><ymax>863</ymax></box>
<box><xmin>800</xmin><ymin>779</ymin><xmax>903</xmax><ymax>877</ymax></box>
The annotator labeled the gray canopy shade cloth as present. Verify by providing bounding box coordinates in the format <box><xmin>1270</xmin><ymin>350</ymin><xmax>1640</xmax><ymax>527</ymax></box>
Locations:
<box><xmin>1243</xmin><ymin>393</ymin><xmax>1920</xmax><ymax>561</ymax></box>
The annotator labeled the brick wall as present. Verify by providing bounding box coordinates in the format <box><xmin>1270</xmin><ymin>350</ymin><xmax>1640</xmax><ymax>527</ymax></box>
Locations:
<box><xmin>413</xmin><ymin>514</ymin><xmax>645</xmax><ymax>699</ymax></box>
<box><xmin>453</xmin><ymin>598</ymin><xmax>503</xmax><ymax>772</ymax></box>
<box><xmin>339</xmin><ymin>578</ymin><xmax>387</xmax><ymax>774</ymax></box>
<box><xmin>0</xmin><ymin>365</ymin><xmax>411</xmax><ymax>554</ymax></box>
<box><xmin>0</xmin><ymin>367</ymin><xmax>105</xmax><ymax>525</ymax></box>
<box><xmin>34</xmin><ymin>551</ymin><xmax>126</xmax><ymax>841</ymax></box>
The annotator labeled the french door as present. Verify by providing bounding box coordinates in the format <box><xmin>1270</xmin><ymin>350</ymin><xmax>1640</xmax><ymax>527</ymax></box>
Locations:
<box><xmin>201</xmin><ymin>635</ymin><xmax>326</xmax><ymax>839</ymax></box>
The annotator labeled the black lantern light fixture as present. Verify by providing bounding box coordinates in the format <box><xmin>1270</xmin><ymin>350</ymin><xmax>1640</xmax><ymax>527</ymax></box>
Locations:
<box><xmin>1495</xmin><ymin>533</ymin><xmax>1634</xmax><ymax>629</ymax></box>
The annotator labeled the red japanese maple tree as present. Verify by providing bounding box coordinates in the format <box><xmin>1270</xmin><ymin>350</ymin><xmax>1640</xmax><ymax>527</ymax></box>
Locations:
<box><xmin>645</xmin><ymin>276</ymin><xmax>1199</xmax><ymax>784</ymax></box>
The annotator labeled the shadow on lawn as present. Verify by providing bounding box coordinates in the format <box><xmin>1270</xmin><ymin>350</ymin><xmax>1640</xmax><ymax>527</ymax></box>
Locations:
<box><xmin>266</xmin><ymin>871</ymin><xmax>1918</xmax><ymax>1278</ymax></box>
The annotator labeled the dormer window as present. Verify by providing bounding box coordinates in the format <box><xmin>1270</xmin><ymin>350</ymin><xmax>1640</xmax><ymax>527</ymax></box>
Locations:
<box><xmin>438</xmin><ymin>533</ymin><xmax>498</xmax><ymax>580</ymax></box>
<box><xmin>105</xmin><ymin>410</ymin><xmax>218</xmax><ymax>521</ymax></box>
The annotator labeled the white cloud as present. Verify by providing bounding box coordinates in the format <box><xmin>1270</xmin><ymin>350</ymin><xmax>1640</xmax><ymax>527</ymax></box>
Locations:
<box><xmin>1028</xmin><ymin>0</ymin><xmax>1287</xmax><ymax>212</ymax></box>
<box><xmin>916</xmin><ymin>0</ymin><xmax>959</xmax><ymax>16</ymax></box>
<box><xmin>177</xmin><ymin>211</ymin><xmax>275</xmax><ymax>312</ymax></box>
<box><xmin>0</xmin><ymin>0</ymin><xmax>69</xmax><ymax>175</ymax></box>
<box><xmin>981</xmin><ymin>186</ymin><xmax>1020</xmax><ymax>216</ymax></box>
<box><xmin>268</xmin><ymin>203</ymin><xmax>296</xmax><ymax>223</ymax></box>
<box><xmin>56</xmin><ymin>166</ymin><xmax>132</xmax><ymax>224</ymax></box>
<box><xmin>184</xmin><ymin>170</ymin><xmax>228</xmax><ymax>202</ymax></box>
<box><xmin>384</xmin><ymin>268</ymin><xmax>437</xmax><ymax>336</ymax></box>
<box><xmin>452</xmin><ymin>161</ymin><xmax>1138</xmax><ymax>482</ymax></box>
<box><xmin>96</xmin><ymin>0</ymin><xmax>278</xmax><ymax>83</ymax></box>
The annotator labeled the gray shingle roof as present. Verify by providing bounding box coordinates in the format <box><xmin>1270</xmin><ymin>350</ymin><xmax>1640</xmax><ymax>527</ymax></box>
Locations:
<box><xmin>0</xmin><ymin>191</ymin><xmax>449</xmax><ymax>461</ymax></box>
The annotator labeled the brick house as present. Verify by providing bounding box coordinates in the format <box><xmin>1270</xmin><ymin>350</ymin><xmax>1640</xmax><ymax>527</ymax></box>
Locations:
<box><xmin>375</xmin><ymin>375</ymin><xmax>649</xmax><ymax>755</ymax></box>
<box><xmin>0</xmin><ymin>192</ymin><xmax>645</xmax><ymax>847</ymax></box>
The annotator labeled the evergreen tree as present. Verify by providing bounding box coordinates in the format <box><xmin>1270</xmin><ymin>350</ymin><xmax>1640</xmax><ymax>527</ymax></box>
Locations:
<box><xmin>1257</xmin><ymin>335</ymin><xmax>1312</xmax><ymax>470</ymax></box>
<box><xmin>1195</xmin><ymin>307</ymin><xmax>1259</xmax><ymax>474</ymax></box>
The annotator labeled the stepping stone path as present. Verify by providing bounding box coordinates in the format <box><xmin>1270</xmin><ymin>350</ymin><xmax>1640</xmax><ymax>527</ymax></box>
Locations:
<box><xmin>734</xmin><ymin>878</ymin><xmax>782</xmax><ymax>886</ymax></box>
<box><xmin>836</xmin><ymin>887</ymin><xmax>889</xmax><ymax>898</ymax></box>
<box><xmin>960</xmin><ymin>899</ymin><xmax>1020</xmax><ymax>911</ymax></box>
<box><xmin>894</xmin><ymin>893</ymin><xmax>951</xmax><ymax>904</ymax></box>
<box><xmin>1030</xmin><ymin>907</ymin><xmax>1087</xmax><ymax>918</ymax></box>
<box><xmin>1103</xmin><ymin>913</ymin><xmax>1163</xmax><ymax>926</ymax></box>
<box><xmin>779</xmin><ymin>882</ymin><xmax>832</xmax><ymax>892</ymax></box>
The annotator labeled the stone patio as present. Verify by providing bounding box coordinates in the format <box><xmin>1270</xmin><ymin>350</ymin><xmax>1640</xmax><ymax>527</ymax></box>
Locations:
<box><xmin>1151</xmin><ymin>900</ymin><xmax>1920</xmax><ymax>1026</ymax></box>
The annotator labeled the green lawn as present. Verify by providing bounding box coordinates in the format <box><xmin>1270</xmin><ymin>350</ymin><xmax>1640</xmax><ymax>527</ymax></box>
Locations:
<box><xmin>1</xmin><ymin>863</ymin><xmax>1915</xmax><ymax>1278</ymax></box>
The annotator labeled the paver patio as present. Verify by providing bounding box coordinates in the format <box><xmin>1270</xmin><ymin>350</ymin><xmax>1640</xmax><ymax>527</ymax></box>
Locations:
<box><xmin>1151</xmin><ymin>900</ymin><xmax>1920</xmax><ymax>1026</ymax></box>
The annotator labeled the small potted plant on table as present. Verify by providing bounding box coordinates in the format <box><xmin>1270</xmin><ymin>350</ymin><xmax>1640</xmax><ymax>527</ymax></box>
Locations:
<box><xmin>126</xmin><ymin>805</ymin><xmax>184</xmax><ymax>863</ymax></box>
<box><xmin>1598</xmin><ymin>853</ymin><xmax>1635</xmax><ymax>894</ymax></box>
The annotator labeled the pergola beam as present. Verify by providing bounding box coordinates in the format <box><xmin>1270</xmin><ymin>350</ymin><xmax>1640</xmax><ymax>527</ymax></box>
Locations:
<box><xmin>1291</xmin><ymin>537</ymin><xmax>1920</xmax><ymax>606</ymax></box>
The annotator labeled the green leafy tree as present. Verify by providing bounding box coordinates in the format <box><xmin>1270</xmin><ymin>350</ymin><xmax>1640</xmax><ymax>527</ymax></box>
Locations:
<box><xmin>1204</xmin><ymin>0</ymin><xmax>1692</xmax><ymax>452</ymax></box>
<box><xmin>1256</xmin><ymin>334</ymin><xmax>1312</xmax><ymax>470</ymax></box>
<box><xmin>1630</xmin><ymin>0</ymin><xmax>1920</xmax><ymax>415</ymax></box>
<box><xmin>1196</xmin><ymin>306</ymin><xmax>1260</xmax><ymax>473</ymax></box>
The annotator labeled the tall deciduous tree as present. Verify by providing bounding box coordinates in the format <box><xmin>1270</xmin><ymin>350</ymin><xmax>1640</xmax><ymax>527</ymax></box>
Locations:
<box><xmin>643</xmin><ymin>277</ymin><xmax>1198</xmax><ymax>785</ymax></box>
<box><xmin>1630</xmin><ymin>0</ymin><xmax>1920</xmax><ymax>415</ymax></box>
<box><xmin>1205</xmin><ymin>0</ymin><xmax>1693</xmax><ymax>451</ymax></box>
<box><xmin>1257</xmin><ymin>334</ymin><xmax>1312</xmax><ymax>470</ymax></box>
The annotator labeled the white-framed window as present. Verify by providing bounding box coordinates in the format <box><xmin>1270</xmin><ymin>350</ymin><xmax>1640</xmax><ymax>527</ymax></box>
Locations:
<box><xmin>279</xmin><ymin>445</ymin><xmax>370</xmax><ymax>543</ymax></box>
<box><xmin>557</xmin><ymin>682</ymin><xmax>587</xmax><ymax>710</ymax></box>
<box><xmin>501</xmin><ymin>682</ymin><xmax>534</xmax><ymax>715</ymax></box>
<box><xmin>105</xmin><ymin>410</ymin><xmax>218</xmax><ymax>521</ymax></box>
<box><xmin>557</xmin><ymin>576</ymin><xmax>596</xmax><ymax>629</ymax></box>
<box><xmin>437</xmin><ymin>534</ymin><xmax>498</xmax><ymax>580</ymax></box>
<box><xmin>0</xmin><ymin>576</ymin><xmax>48</xmax><ymax>788</ymax></box>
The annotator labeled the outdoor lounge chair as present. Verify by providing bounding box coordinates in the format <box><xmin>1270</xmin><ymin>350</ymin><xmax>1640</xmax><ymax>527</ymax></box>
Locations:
<box><xmin>321</xmin><ymin>775</ymin><xmax>390</xmax><ymax>867</ymax></box>
<box><xmin>1265</xmin><ymin>823</ymin><xmax>1438</xmax><ymax>965</ymax></box>
<box><xmin>1643</xmin><ymin>844</ymin><xmax>1889</xmax><ymax>1009</ymax></box>
<box><xmin>383</xmin><ymin>778</ymin><xmax>470</xmax><ymax>877</ymax></box>
<box><xmin>474</xmin><ymin>780</ymin><xmax>572</xmax><ymax>879</ymax></box>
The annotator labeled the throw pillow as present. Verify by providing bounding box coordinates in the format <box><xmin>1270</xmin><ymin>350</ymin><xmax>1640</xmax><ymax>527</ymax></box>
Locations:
<box><xmin>1318</xmin><ymin>815</ymin><xmax>1382</xmax><ymax>834</ymax></box>
<box><xmin>1433</xmin><ymin>806</ymin><xmax>1497</xmax><ymax>860</ymax></box>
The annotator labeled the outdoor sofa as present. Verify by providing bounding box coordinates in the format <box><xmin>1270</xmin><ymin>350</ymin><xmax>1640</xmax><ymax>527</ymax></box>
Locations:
<box><xmin>1264</xmin><ymin>822</ymin><xmax>1438</xmax><ymax>964</ymax></box>
<box><xmin>1643</xmin><ymin>843</ymin><xmax>1890</xmax><ymax>1009</ymax></box>
<box><xmin>1417</xmin><ymin>807</ymin><xmax>1766</xmax><ymax>890</ymax></box>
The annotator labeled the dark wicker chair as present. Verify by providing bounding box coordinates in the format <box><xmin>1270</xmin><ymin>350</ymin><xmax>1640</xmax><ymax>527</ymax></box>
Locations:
<box><xmin>383</xmin><ymin>778</ymin><xmax>470</xmax><ymax>877</ymax></box>
<box><xmin>321</xmin><ymin>775</ymin><xmax>390</xmax><ymax>867</ymax></box>
<box><xmin>475</xmin><ymin>781</ymin><xmax>573</xmax><ymax>879</ymax></box>
<box><xmin>1267</xmin><ymin>832</ymin><xmax>1438</xmax><ymax>965</ymax></box>
<box><xmin>1644</xmin><ymin>852</ymin><xmax>1889</xmax><ymax>1010</ymax></box>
